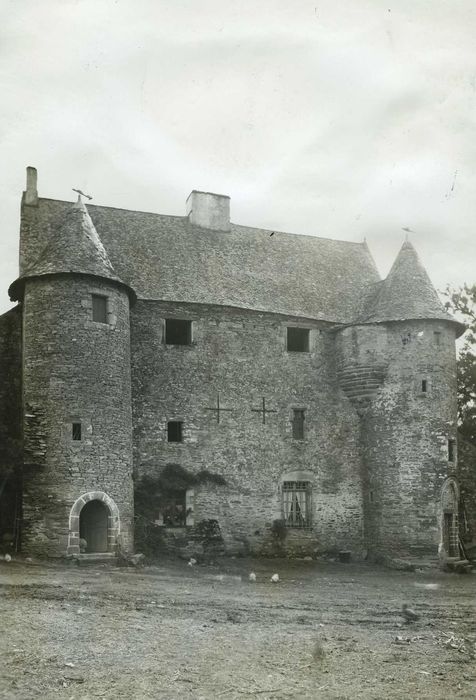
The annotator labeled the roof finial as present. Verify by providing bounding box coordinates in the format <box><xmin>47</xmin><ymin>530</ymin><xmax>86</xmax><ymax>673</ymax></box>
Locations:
<box><xmin>72</xmin><ymin>188</ymin><xmax>93</xmax><ymax>202</ymax></box>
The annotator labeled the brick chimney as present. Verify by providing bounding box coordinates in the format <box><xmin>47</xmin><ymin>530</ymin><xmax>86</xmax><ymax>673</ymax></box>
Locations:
<box><xmin>24</xmin><ymin>166</ymin><xmax>38</xmax><ymax>206</ymax></box>
<box><xmin>186</xmin><ymin>190</ymin><xmax>230</xmax><ymax>231</ymax></box>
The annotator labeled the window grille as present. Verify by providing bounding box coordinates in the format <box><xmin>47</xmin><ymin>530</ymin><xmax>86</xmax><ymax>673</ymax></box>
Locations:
<box><xmin>282</xmin><ymin>481</ymin><xmax>311</xmax><ymax>528</ymax></box>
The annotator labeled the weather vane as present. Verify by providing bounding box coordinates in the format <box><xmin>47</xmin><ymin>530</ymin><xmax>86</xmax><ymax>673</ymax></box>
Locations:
<box><xmin>72</xmin><ymin>188</ymin><xmax>93</xmax><ymax>201</ymax></box>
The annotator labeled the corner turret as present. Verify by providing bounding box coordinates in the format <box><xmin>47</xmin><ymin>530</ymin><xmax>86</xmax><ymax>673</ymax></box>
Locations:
<box><xmin>336</xmin><ymin>239</ymin><xmax>461</xmax><ymax>558</ymax></box>
<box><xmin>15</xmin><ymin>176</ymin><xmax>136</xmax><ymax>558</ymax></box>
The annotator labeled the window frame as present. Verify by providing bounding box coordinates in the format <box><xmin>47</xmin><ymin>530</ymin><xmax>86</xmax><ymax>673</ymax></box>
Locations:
<box><xmin>72</xmin><ymin>422</ymin><xmax>82</xmax><ymax>441</ymax></box>
<box><xmin>164</xmin><ymin>318</ymin><xmax>193</xmax><ymax>346</ymax></box>
<box><xmin>448</xmin><ymin>438</ymin><xmax>456</xmax><ymax>463</ymax></box>
<box><xmin>292</xmin><ymin>409</ymin><xmax>305</xmax><ymax>440</ymax></box>
<box><xmin>282</xmin><ymin>480</ymin><xmax>312</xmax><ymax>528</ymax></box>
<box><xmin>286</xmin><ymin>327</ymin><xmax>310</xmax><ymax>353</ymax></box>
<box><xmin>91</xmin><ymin>293</ymin><xmax>108</xmax><ymax>324</ymax></box>
<box><xmin>167</xmin><ymin>420</ymin><xmax>183</xmax><ymax>443</ymax></box>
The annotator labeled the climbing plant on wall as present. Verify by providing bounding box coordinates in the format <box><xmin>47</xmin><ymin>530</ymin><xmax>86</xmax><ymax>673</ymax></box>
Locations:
<box><xmin>445</xmin><ymin>284</ymin><xmax>476</xmax><ymax>445</ymax></box>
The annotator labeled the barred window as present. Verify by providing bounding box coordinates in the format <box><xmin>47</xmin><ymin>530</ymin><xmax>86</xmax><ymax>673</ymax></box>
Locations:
<box><xmin>282</xmin><ymin>481</ymin><xmax>312</xmax><ymax>528</ymax></box>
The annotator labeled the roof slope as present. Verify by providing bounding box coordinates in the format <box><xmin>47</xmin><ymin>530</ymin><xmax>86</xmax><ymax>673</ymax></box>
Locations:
<box><xmin>361</xmin><ymin>240</ymin><xmax>455</xmax><ymax>325</ymax></box>
<box><xmin>86</xmin><ymin>203</ymin><xmax>381</xmax><ymax>323</ymax></box>
<box><xmin>10</xmin><ymin>198</ymin><xmax>133</xmax><ymax>301</ymax></box>
<box><xmin>13</xmin><ymin>197</ymin><xmax>381</xmax><ymax>322</ymax></box>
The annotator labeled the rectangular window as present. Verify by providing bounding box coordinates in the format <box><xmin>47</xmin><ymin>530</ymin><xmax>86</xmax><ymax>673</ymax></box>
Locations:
<box><xmin>167</xmin><ymin>421</ymin><xmax>183</xmax><ymax>443</ymax></box>
<box><xmin>165</xmin><ymin>319</ymin><xmax>192</xmax><ymax>345</ymax></box>
<box><xmin>162</xmin><ymin>490</ymin><xmax>187</xmax><ymax>527</ymax></box>
<box><xmin>421</xmin><ymin>379</ymin><xmax>428</xmax><ymax>393</ymax></box>
<box><xmin>92</xmin><ymin>294</ymin><xmax>108</xmax><ymax>324</ymax></box>
<box><xmin>287</xmin><ymin>327</ymin><xmax>310</xmax><ymax>352</ymax></box>
<box><xmin>434</xmin><ymin>331</ymin><xmax>441</xmax><ymax>346</ymax></box>
<box><xmin>282</xmin><ymin>481</ymin><xmax>311</xmax><ymax>528</ymax></box>
<box><xmin>72</xmin><ymin>422</ymin><xmax>82</xmax><ymax>441</ymax></box>
<box><xmin>292</xmin><ymin>409</ymin><xmax>305</xmax><ymax>440</ymax></box>
<box><xmin>448</xmin><ymin>439</ymin><xmax>456</xmax><ymax>463</ymax></box>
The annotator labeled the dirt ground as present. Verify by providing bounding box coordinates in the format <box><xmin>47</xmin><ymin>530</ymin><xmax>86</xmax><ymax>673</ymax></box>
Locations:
<box><xmin>0</xmin><ymin>556</ymin><xmax>475</xmax><ymax>700</ymax></box>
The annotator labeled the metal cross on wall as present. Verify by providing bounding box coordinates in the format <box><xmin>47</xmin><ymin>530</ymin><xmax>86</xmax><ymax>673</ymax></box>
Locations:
<box><xmin>205</xmin><ymin>393</ymin><xmax>233</xmax><ymax>423</ymax></box>
<box><xmin>251</xmin><ymin>397</ymin><xmax>278</xmax><ymax>424</ymax></box>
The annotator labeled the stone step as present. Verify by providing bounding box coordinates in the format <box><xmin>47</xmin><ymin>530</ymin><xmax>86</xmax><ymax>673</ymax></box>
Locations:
<box><xmin>77</xmin><ymin>552</ymin><xmax>117</xmax><ymax>564</ymax></box>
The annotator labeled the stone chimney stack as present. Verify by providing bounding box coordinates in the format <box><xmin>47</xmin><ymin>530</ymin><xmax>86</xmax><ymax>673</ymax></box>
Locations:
<box><xmin>186</xmin><ymin>190</ymin><xmax>230</xmax><ymax>231</ymax></box>
<box><xmin>24</xmin><ymin>166</ymin><xmax>38</xmax><ymax>206</ymax></box>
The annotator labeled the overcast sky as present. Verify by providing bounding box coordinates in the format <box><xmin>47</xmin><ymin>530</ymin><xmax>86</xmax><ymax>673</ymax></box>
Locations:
<box><xmin>1</xmin><ymin>0</ymin><xmax>475</xmax><ymax>313</ymax></box>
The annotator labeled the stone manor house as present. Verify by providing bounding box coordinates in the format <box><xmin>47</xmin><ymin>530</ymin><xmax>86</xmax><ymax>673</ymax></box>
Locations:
<box><xmin>0</xmin><ymin>167</ymin><xmax>466</xmax><ymax>560</ymax></box>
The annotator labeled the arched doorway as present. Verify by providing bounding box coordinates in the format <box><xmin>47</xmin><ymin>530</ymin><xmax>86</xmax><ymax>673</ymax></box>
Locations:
<box><xmin>441</xmin><ymin>478</ymin><xmax>459</xmax><ymax>558</ymax></box>
<box><xmin>79</xmin><ymin>500</ymin><xmax>109</xmax><ymax>553</ymax></box>
<box><xmin>67</xmin><ymin>491</ymin><xmax>120</xmax><ymax>556</ymax></box>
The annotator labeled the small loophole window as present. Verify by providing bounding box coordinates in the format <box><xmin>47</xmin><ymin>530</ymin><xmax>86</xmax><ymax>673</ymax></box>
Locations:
<box><xmin>167</xmin><ymin>421</ymin><xmax>183</xmax><ymax>443</ymax></box>
<box><xmin>92</xmin><ymin>295</ymin><xmax>108</xmax><ymax>324</ymax></box>
<box><xmin>72</xmin><ymin>423</ymin><xmax>82</xmax><ymax>441</ymax></box>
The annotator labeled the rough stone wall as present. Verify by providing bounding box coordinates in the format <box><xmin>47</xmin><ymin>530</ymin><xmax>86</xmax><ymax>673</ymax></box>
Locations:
<box><xmin>457</xmin><ymin>435</ymin><xmax>476</xmax><ymax>543</ymax></box>
<box><xmin>130</xmin><ymin>300</ymin><xmax>364</xmax><ymax>556</ymax></box>
<box><xmin>21</xmin><ymin>276</ymin><xmax>134</xmax><ymax>556</ymax></box>
<box><xmin>0</xmin><ymin>307</ymin><xmax>22</xmax><ymax>541</ymax></box>
<box><xmin>350</xmin><ymin>320</ymin><xmax>458</xmax><ymax>556</ymax></box>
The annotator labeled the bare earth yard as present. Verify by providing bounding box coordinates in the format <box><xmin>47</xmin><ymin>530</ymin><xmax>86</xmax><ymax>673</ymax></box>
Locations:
<box><xmin>0</xmin><ymin>557</ymin><xmax>475</xmax><ymax>699</ymax></box>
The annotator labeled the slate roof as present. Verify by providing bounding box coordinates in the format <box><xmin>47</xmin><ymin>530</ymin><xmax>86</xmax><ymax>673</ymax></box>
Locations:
<box><xmin>18</xmin><ymin>198</ymin><xmax>381</xmax><ymax>322</ymax></box>
<box><xmin>9</xmin><ymin>197</ymin><xmax>462</xmax><ymax>332</ymax></box>
<box><xmin>359</xmin><ymin>240</ymin><xmax>460</xmax><ymax>329</ymax></box>
<box><xmin>9</xmin><ymin>198</ymin><xmax>134</xmax><ymax>302</ymax></box>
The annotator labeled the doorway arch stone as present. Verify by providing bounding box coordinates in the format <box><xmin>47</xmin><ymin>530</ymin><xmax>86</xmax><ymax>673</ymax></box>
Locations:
<box><xmin>67</xmin><ymin>491</ymin><xmax>120</xmax><ymax>556</ymax></box>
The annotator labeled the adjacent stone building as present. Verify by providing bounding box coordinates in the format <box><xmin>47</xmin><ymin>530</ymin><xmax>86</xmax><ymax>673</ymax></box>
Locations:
<box><xmin>0</xmin><ymin>167</ymin><xmax>467</xmax><ymax>560</ymax></box>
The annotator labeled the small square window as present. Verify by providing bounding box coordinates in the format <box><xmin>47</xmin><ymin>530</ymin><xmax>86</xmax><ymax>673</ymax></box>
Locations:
<box><xmin>292</xmin><ymin>409</ymin><xmax>305</xmax><ymax>440</ymax></box>
<box><xmin>92</xmin><ymin>294</ymin><xmax>108</xmax><ymax>324</ymax></box>
<box><xmin>72</xmin><ymin>422</ymin><xmax>82</xmax><ymax>441</ymax></box>
<box><xmin>165</xmin><ymin>319</ymin><xmax>192</xmax><ymax>345</ymax></box>
<box><xmin>287</xmin><ymin>327</ymin><xmax>310</xmax><ymax>352</ymax></box>
<box><xmin>167</xmin><ymin>421</ymin><xmax>183</xmax><ymax>443</ymax></box>
<box><xmin>448</xmin><ymin>439</ymin><xmax>456</xmax><ymax>463</ymax></box>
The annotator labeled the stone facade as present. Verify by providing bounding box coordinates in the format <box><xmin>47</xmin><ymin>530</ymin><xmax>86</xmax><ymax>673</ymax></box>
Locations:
<box><xmin>131</xmin><ymin>301</ymin><xmax>363</xmax><ymax>555</ymax></box>
<box><xmin>0</xmin><ymin>167</ymin><xmax>467</xmax><ymax>560</ymax></box>
<box><xmin>20</xmin><ymin>276</ymin><xmax>134</xmax><ymax>557</ymax></box>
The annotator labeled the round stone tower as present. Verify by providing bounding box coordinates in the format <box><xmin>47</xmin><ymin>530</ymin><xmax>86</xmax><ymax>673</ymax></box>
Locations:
<box><xmin>9</xmin><ymin>181</ymin><xmax>136</xmax><ymax>558</ymax></box>
<box><xmin>337</xmin><ymin>240</ymin><xmax>464</xmax><ymax>558</ymax></box>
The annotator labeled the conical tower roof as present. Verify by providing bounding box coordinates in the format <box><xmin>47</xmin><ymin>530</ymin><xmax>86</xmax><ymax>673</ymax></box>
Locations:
<box><xmin>9</xmin><ymin>197</ymin><xmax>135</xmax><ymax>302</ymax></box>
<box><xmin>361</xmin><ymin>240</ymin><xmax>463</xmax><ymax>333</ymax></box>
